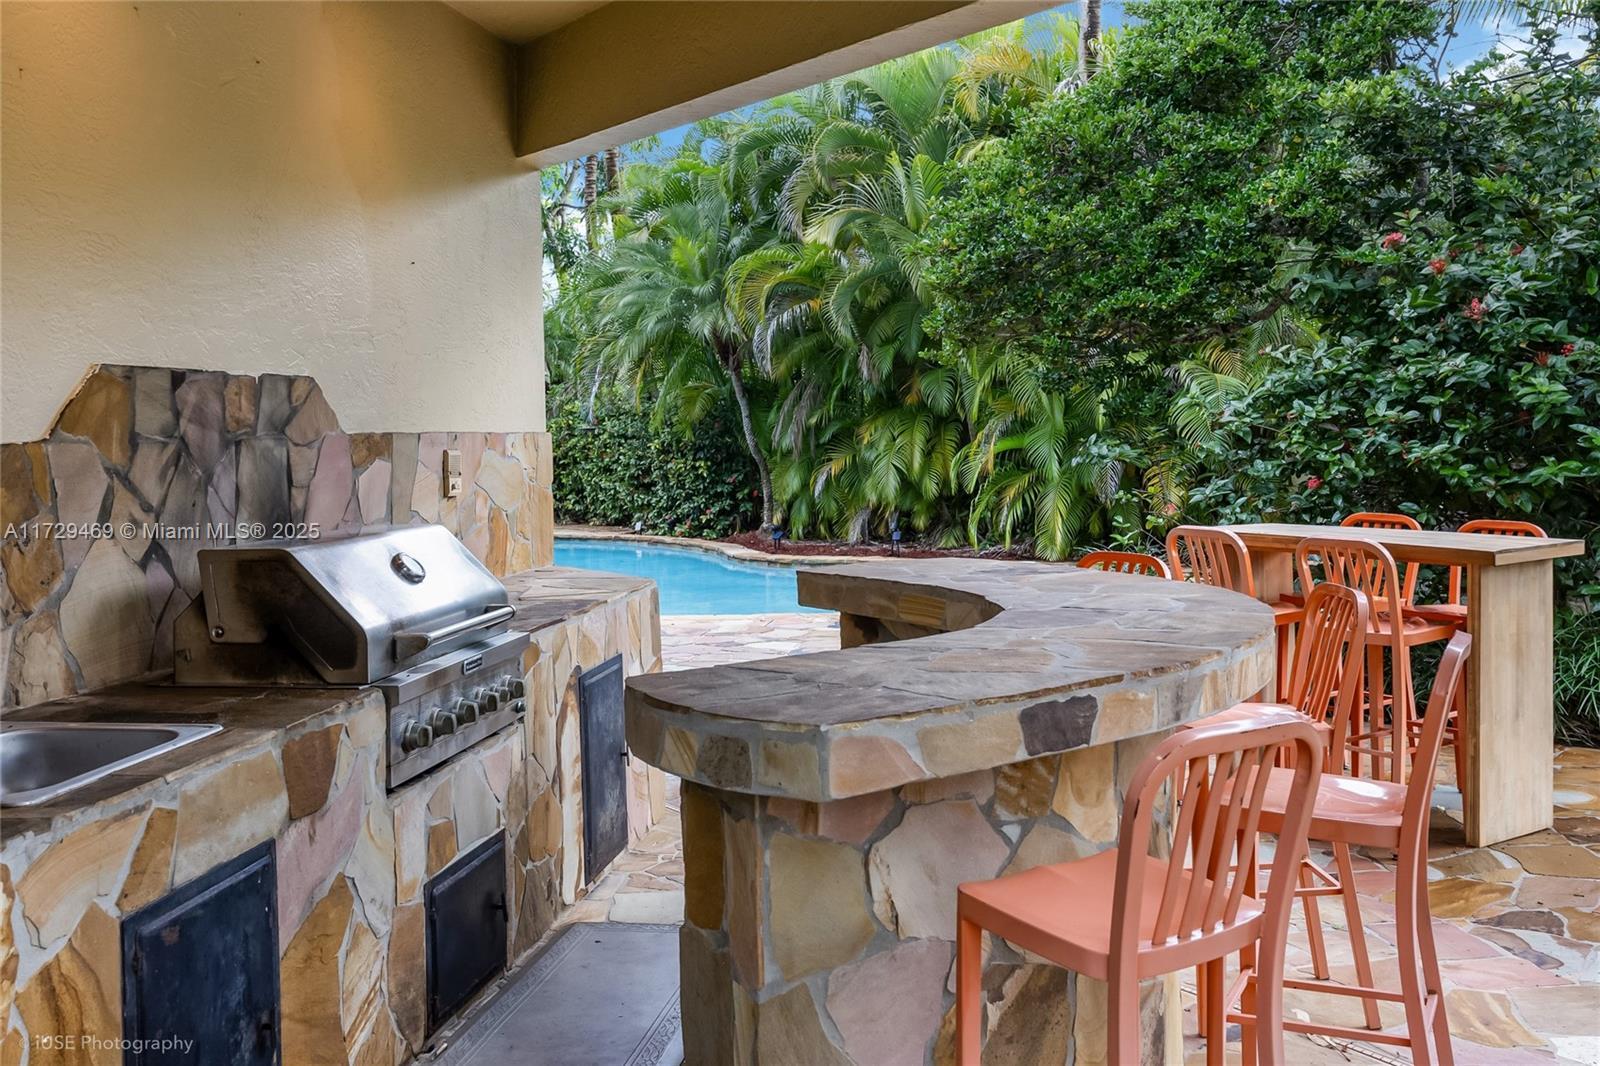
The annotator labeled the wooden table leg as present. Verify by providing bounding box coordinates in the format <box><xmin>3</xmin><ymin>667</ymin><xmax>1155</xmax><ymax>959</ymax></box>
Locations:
<box><xmin>1464</xmin><ymin>560</ymin><xmax>1554</xmax><ymax>846</ymax></box>
<box><xmin>1249</xmin><ymin>548</ymin><xmax>1295</xmax><ymax>702</ymax></box>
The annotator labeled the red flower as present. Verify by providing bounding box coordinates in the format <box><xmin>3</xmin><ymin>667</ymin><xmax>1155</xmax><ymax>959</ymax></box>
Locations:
<box><xmin>1533</xmin><ymin>351</ymin><xmax>1550</xmax><ymax>367</ymax></box>
<box><xmin>1428</xmin><ymin>258</ymin><xmax>1447</xmax><ymax>275</ymax></box>
<box><xmin>1463</xmin><ymin>297</ymin><xmax>1486</xmax><ymax>322</ymax></box>
<box><xmin>1561</xmin><ymin>343</ymin><xmax>1576</xmax><ymax>355</ymax></box>
<box><xmin>1306</xmin><ymin>476</ymin><xmax>1324</xmax><ymax>490</ymax></box>
<box><xmin>1379</xmin><ymin>231</ymin><xmax>1406</xmax><ymax>250</ymax></box>
<box><xmin>1510</xmin><ymin>243</ymin><xmax>1524</xmax><ymax>255</ymax></box>
<box><xmin>1162</xmin><ymin>502</ymin><xmax>1178</xmax><ymax>516</ymax></box>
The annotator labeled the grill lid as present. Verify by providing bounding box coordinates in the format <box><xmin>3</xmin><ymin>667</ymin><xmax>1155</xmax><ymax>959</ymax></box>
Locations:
<box><xmin>187</xmin><ymin>525</ymin><xmax>513</xmax><ymax>684</ymax></box>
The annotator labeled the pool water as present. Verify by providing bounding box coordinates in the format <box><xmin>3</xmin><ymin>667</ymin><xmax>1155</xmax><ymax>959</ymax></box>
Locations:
<box><xmin>552</xmin><ymin>539</ymin><xmax>824</xmax><ymax>616</ymax></box>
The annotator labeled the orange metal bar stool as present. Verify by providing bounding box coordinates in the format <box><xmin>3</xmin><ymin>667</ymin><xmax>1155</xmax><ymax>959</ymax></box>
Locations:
<box><xmin>1167</xmin><ymin>526</ymin><xmax>1304</xmax><ymax>699</ymax></box>
<box><xmin>1412</xmin><ymin>518</ymin><xmax>1548</xmax><ymax>628</ymax></box>
<box><xmin>1077</xmin><ymin>550</ymin><xmax>1172</xmax><ymax>578</ymax></box>
<box><xmin>1341</xmin><ymin>512</ymin><xmax>1424</xmax><ymax>604</ymax></box>
<box><xmin>1294</xmin><ymin>538</ymin><xmax>1455</xmax><ymax>783</ymax></box>
<box><xmin>1187</xmin><ymin>584</ymin><xmax>1371</xmax><ymax>1015</ymax></box>
<box><xmin>1223</xmin><ymin>632</ymin><xmax>1473</xmax><ymax>1066</ymax></box>
<box><xmin>956</xmin><ymin>713</ymin><xmax>1323</xmax><ymax>1064</ymax></box>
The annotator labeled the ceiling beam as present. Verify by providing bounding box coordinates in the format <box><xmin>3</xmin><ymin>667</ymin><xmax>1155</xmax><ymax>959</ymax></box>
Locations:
<box><xmin>515</xmin><ymin>0</ymin><xmax>1052</xmax><ymax>166</ymax></box>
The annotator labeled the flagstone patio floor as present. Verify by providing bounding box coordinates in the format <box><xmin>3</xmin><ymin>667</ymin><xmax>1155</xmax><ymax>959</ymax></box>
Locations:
<box><xmin>562</xmin><ymin>612</ymin><xmax>1600</xmax><ymax>1064</ymax></box>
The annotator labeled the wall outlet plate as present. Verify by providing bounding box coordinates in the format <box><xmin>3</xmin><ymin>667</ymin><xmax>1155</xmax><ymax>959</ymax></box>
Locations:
<box><xmin>443</xmin><ymin>449</ymin><xmax>462</xmax><ymax>498</ymax></box>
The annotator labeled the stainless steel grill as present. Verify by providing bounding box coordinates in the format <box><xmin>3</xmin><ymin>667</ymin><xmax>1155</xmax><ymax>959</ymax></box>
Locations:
<box><xmin>174</xmin><ymin>525</ymin><xmax>531</xmax><ymax>789</ymax></box>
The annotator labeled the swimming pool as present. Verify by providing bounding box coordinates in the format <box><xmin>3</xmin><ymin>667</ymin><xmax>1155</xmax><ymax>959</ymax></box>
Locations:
<box><xmin>552</xmin><ymin>539</ymin><xmax>825</xmax><ymax>615</ymax></box>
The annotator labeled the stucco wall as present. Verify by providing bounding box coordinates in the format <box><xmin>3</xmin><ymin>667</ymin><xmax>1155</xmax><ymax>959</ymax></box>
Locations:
<box><xmin>0</xmin><ymin>1</ymin><xmax>543</xmax><ymax>440</ymax></box>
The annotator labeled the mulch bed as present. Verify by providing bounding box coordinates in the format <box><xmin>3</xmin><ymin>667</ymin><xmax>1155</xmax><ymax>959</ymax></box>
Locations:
<box><xmin>721</xmin><ymin>531</ymin><xmax>1034</xmax><ymax>561</ymax></box>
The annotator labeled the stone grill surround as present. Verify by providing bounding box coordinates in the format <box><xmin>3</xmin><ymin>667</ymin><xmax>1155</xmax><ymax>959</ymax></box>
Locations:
<box><xmin>1</xmin><ymin>363</ymin><xmax>556</xmax><ymax>710</ymax></box>
<box><xmin>627</xmin><ymin>559</ymin><xmax>1276</xmax><ymax>1065</ymax></box>
<box><xmin>0</xmin><ymin>567</ymin><xmax>663</xmax><ymax>1065</ymax></box>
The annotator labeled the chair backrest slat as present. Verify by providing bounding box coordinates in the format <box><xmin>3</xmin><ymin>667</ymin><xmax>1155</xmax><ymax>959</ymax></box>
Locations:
<box><xmin>1447</xmin><ymin>519</ymin><xmax>1547</xmax><ymax>604</ymax></box>
<box><xmin>1077</xmin><ymin>550</ymin><xmax>1173</xmax><ymax>579</ymax></box>
<box><xmin>1281</xmin><ymin>582</ymin><xmax>1369</xmax><ymax>761</ymax></box>
<box><xmin>1166</xmin><ymin>526</ymin><xmax>1256</xmax><ymax>596</ymax></box>
<box><xmin>1116</xmin><ymin>714</ymin><xmax>1321</xmax><ymax>958</ymax></box>
<box><xmin>1341</xmin><ymin>513</ymin><xmax>1422</xmax><ymax>603</ymax></box>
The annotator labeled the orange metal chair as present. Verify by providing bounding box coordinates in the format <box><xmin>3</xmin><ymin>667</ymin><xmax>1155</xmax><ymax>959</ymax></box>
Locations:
<box><xmin>1187</xmin><ymin>583</ymin><xmax>1370</xmax><ymax>1017</ymax></box>
<box><xmin>1167</xmin><ymin>526</ymin><xmax>1305</xmax><ymax>699</ymax></box>
<box><xmin>956</xmin><ymin>713</ymin><xmax>1324</xmax><ymax>1065</ymax></box>
<box><xmin>1413</xmin><ymin>518</ymin><xmax>1548</xmax><ymax>627</ymax></box>
<box><xmin>1340</xmin><ymin>512</ymin><xmax>1423</xmax><ymax>605</ymax></box>
<box><xmin>1294</xmin><ymin>538</ymin><xmax>1455</xmax><ymax>784</ymax></box>
<box><xmin>1077</xmin><ymin>550</ymin><xmax>1173</xmax><ymax>579</ymax></box>
<box><xmin>1223</xmin><ymin>632</ymin><xmax>1473</xmax><ymax>1066</ymax></box>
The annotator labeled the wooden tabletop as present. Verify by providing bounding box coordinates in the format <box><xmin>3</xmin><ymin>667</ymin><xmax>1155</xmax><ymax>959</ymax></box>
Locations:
<box><xmin>1223</xmin><ymin>523</ymin><xmax>1586</xmax><ymax>566</ymax></box>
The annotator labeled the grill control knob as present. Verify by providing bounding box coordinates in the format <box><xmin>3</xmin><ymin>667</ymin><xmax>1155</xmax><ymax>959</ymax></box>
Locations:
<box><xmin>400</xmin><ymin>721</ymin><xmax>433</xmax><ymax>753</ymax></box>
<box><xmin>506</xmin><ymin>677</ymin><xmax>526</xmax><ymax>699</ymax></box>
<box><xmin>427</xmin><ymin>709</ymin><xmax>458</xmax><ymax>737</ymax></box>
<box><xmin>454</xmin><ymin>698</ymin><xmax>480</xmax><ymax>726</ymax></box>
<box><xmin>473</xmin><ymin>687</ymin><xmax>501</xmax><ymax>715</ymax></box>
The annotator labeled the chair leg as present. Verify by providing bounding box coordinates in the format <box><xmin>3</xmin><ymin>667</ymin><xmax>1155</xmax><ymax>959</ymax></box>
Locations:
<box><xmin>1204</xmin><ymin>959</ymin><xmax>1226</xmax><ymax>1066</ymax></box>
<box><xmin>1413</xmin><ymin>857</ymin><xmax>1455</xmax><ymax>1066</ymax></box>
<box><xmin>956</xmin><ymin>914</ymin><xmax>983</xmax><ymax>1065</ymax></box>
<box><xmin>1276</xmin><ymin>621</ymin><xmax>1292</xmax><ymax>701</ymax></box>
<box><xmin>1364</xmin><ymin>644</ymin><xmax>1386</xmax><ymax>781</ymax></box>
<box><xmin>1299</xmin><ymin>860</ymin><xmax>1330</xmax><ymax>980</ymax></box>
<box><xmin>1196</xmin><ymin>961</ymin><xmax>1210</xmax><ymax>1039</ymax></box>
<box><xmin>1241</xmin><ymin>851</ymin><xmax>1260</xmax><ymax>1066</ymax></box>
<box><xmin>1394</xmin><ymin>860</ymin><xmax>1435</xmax><ymax>1066</ymax></box>
<box><xmin>1333</xmin><ymin>843</ymin><xmax>1384</xmax><ymax>1030</ymax></box>
<box><xmin>1108</xmin><ymin>977</ymin><xmax>1142</xmax><ymax>1065</ymax></box>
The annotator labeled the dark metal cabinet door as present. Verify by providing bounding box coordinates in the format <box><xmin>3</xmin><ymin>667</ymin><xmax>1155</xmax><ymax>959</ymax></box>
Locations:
<box><xmin>122</xmin><ymin>842</ymin><xmax>281</xmax><ymax>1066</ymax></box>
<box><xmin>579</xmin><ymin>654</ymin><xmax>629</xmax><ymax>884</ymax></box>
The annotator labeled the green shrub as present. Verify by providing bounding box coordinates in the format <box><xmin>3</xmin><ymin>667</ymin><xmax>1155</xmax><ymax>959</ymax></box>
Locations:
<box><xmin>1194</xmin><ymin>28</ymin><xmax>1600</xmax><ymax>596</ymax></box>
<box><xmin>550</xmin><ymin>399</ymin><xmax>758</xmax><ymax>538</ymax></box>
<box><xmin>1556</xmin><ymin>609</ymin><xmax>1600</xmax><ymax>748</ymax></box>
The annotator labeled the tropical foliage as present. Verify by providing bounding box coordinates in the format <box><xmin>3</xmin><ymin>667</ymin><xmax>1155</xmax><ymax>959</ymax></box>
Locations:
<box><xmin>547</xmin><ymin>0</ymin><xmax>1599</xmax><ymax>581</ymax></box>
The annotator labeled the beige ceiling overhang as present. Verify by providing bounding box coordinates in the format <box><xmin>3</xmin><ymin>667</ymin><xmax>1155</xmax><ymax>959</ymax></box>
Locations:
<box><xmin>446</xmin><ymin>0</ymin><xmax>1053</xmax><ymax>166</ymax></box>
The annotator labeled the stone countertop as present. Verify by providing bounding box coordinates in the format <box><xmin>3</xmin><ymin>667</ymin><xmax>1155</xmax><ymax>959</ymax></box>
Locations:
<box><xmin>502</xmin><ymin>565</ymin><xmax>656</xmax><ymax>631</ymax></box>
<box><xmin>625</xmin><ymin>558</ymin><xmax>1275</xmax><ymax>801</ymax></box>
<box><xmin>1</xmin><ymin>566</ymin><xmax>653</xmax><ymax>847</ymax></box>
<box><xmin>0</xmin><ymin>684</ymin><xmax>381</xmax><ymax>846</ymax></box>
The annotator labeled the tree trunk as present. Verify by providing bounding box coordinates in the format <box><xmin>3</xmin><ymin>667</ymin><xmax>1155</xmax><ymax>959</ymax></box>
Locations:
<box><xmin>1079</xmin><ymin>0</ymin><xmax>1102</xmax><ymax>83</ymax></box>
<box><xmin>582</xmin><ymin>153</ymin><xmax>599</xmax><ymax>249</ymax></box>
<box><xmin>719</xmin><ymin>343</ymin><xmax>775</xmax><ymax>531</ymax></box>
<box><xmin>604</xmin><ymin>148</ymin><xmax>619</xmax><ymax>191</ymax></box>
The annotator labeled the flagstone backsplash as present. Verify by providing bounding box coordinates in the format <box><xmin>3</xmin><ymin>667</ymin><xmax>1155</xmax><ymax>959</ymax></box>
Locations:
<box><xmin>1</xmin><ymin>364</ymin><xmax>555</xmax><ymax>709</ymax></box>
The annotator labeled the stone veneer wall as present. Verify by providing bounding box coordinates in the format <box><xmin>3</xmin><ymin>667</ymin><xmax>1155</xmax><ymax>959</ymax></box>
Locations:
<box><xmin>0</xmin><ymin>573</ymin><xmax>663</xmax><ymax>1066</ymax></box>
<box><xmin>677</xmin><ymin>742</ymin><xmax>1183</xmax><ymax>1066</ymax></box>
<box><xmin>1</xmin><ymin>364</ymin><xmax>555</xmax><ymax>710</ymax></box>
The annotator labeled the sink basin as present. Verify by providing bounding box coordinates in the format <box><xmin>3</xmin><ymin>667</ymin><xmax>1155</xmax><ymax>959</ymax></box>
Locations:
<box><xmin>1</xmin><ymin>722</ymin><xmax>223</xmax><ymax>807</ymax></box>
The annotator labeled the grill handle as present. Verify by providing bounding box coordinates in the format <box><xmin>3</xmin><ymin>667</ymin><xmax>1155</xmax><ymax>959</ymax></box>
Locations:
<box><xmin>393</xmin><ymin>605</ymin><xmax>515</xmax><ymax>661</ymax></box>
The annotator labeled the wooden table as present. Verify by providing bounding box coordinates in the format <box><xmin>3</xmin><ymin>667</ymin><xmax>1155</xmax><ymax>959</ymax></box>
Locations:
<box><xmin>1223</xmin><ymin>523</ymin><xmax>1587</xmax><ymax>847</ymax></box>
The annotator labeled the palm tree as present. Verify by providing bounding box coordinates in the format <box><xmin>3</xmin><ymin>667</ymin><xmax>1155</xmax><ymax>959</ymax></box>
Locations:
<box><xmin>578</xmin><ymin>161</ymin><xmax>780</xmax><ymax>529</ymax></box>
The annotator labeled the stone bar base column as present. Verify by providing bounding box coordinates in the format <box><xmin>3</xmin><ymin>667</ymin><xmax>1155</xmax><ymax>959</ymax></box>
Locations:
<box><xmin>677</xmin><ymin>739</ymin><xmax>1184</xmax><ymax>1066</ymax></box>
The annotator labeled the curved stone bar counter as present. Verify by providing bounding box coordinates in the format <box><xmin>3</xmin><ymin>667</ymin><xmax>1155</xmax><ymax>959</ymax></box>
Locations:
<box><xmin>625</xmin><ymin>559</ymin><xmax>1275</xmax><ymax>1065</ymax></box>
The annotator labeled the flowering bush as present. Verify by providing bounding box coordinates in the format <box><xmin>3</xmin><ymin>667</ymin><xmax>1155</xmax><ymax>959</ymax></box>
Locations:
<box><xmin>1196</xmin><ymin>25</ymin><xmax>1600</xmax><ymax>597</ymax></box>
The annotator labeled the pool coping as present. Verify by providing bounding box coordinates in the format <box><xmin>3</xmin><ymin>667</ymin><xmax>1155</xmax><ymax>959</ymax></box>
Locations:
<box><xmin>554</xmin><ymin>526</ymin><xmax>861</xmax><ymax>568</ymax></box>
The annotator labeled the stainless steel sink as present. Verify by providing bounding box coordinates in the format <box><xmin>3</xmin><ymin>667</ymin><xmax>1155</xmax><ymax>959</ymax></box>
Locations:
<box><xmin>1</xmin><ymin>722</ymin><xmax>223</xmax><ymax>807</ymax></box>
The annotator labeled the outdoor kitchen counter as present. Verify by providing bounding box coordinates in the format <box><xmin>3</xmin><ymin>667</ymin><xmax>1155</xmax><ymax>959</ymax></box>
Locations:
<box><xmin>0</xmin><ymin>684</ymin><xmax>384</xmax><ymax>846</ymax></box>
<box><xmin>624</xmin><ymin>559</ymin><xmax>1275</xmax><ymax>1065</ymax></box>
<box><xmin>626</xmin><ymin>558</ymin><xmax>1275</xmax><ymax>800</ymax></box>
<box><xmin>1</xmin><ymin>567</ymin><xmax>651</xmax><ymax>849</ymax></box>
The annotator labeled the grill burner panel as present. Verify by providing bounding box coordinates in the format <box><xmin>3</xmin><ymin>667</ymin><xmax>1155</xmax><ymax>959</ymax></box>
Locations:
<box><xmin>172</xmin><ymin>526</ymin><xmax>532</xmax><ymax>790</ymax></box>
